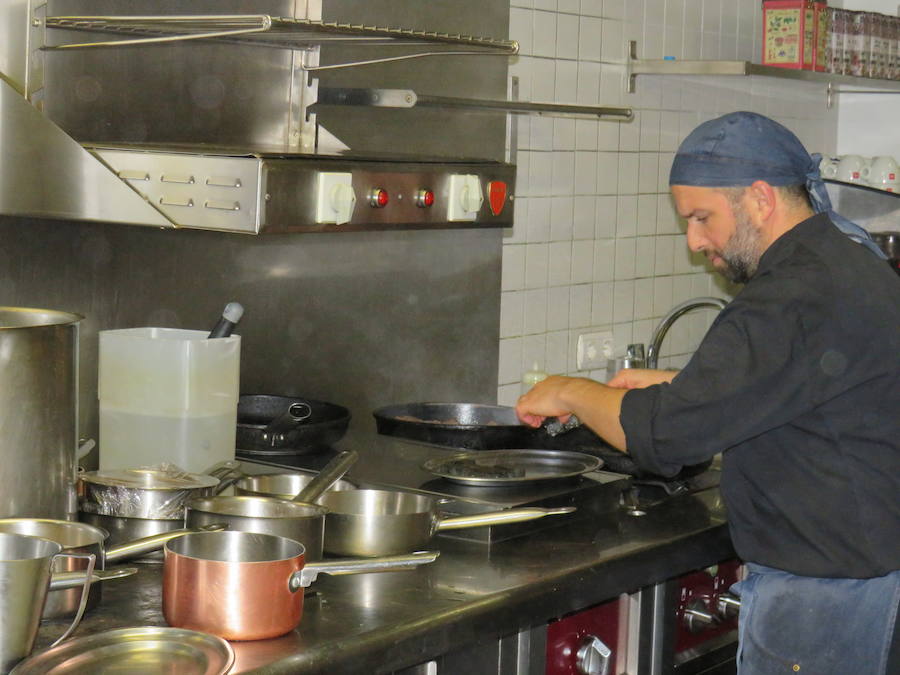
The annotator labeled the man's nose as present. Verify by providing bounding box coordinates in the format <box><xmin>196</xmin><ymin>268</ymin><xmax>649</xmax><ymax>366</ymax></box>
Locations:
<box><xmin>685</xmin><ymin>222</ymin><xmax>706</xmax><ymax>253</ymax></box>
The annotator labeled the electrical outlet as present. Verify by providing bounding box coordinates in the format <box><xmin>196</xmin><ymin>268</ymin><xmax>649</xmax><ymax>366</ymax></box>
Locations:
<box><xmin>576</xmin><ymin>331</ymin><xmax>614</xmax><ymax>370</ymax></box>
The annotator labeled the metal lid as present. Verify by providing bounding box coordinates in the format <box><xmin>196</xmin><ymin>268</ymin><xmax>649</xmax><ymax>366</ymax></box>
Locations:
<box><xmin>422</xmin><ymin>449</ymin><xmax>603</xmax><ymax>486</ymax></box>
<box><xmin>81</xmin><ymin>468</ymin><xmax>219</xmax><ymax>490</ymax></box>
<box><xmin>10</xmin><ymin>627</ymin><xmax>234</xmax><ymax>674</ymax></box>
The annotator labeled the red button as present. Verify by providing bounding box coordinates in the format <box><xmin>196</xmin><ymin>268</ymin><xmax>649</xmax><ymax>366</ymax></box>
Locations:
<box><xmin>488</xmin><ymin>181</ymin><xmax>507</xmax><ymax>216</ymax></box>
<box><xmin>415</xmin><ymin>189</ymin><xmax>435</xmax><ymax>208</ymax></box>
<box><xmin>369</xmin><ymin>188</ymin><xmax>389</xmax><ymax>208</ymax></box>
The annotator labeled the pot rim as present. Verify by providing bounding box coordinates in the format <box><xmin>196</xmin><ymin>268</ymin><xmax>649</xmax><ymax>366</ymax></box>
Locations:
<box><xmin>0</xmin><ymin>518</ymin><xmax>109</xmax><ymax>549</ymax></box>
<box><xmin>81</xmin><ymin>468</ymin><xmax>219</xmax><ymax>490</ymax></box>
<box><xmin>0</xmin><ymin>306</ymin><xmax>83</xmax><ymax>329</ymax></box>
<box><xmin>186</xmin><ymin>495</ymin><xmax>328</xmax><ymax>519</ymax></box>
<box><xmin>165</xmin><ymin>530</ymin><xmax>306</xmax><ymax>563</ymax></box>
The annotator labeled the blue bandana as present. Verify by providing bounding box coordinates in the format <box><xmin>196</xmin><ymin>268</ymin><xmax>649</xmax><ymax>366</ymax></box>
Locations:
<box><xmin>670</xmin><ymin>111</ymin><xmax>884</xmax><ymax>258</ymax></box>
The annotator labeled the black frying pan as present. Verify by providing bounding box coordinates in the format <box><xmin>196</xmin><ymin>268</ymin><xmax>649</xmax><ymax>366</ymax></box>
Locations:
<box><xmin>237</xmin><ymin>394</ymin><xmax>351</xmax><ymax>454</ymax></box>
<box><xmin>372</xmin><ymin>402</ymin><xmax>711</xmax><ymax>480</ymax></box>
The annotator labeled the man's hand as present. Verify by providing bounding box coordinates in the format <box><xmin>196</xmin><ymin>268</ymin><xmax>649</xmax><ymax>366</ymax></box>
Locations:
<box><xmin>607</xmin><ymin>368</ymin><xmax>677</xmax><ymax>389</ymax></box>
<box><xmin>516</xmin><ymin>375</ymin><xmax>629</xmax><ymax>452</ymax></box>
<box><xmin>515</xmin><ymin>375</ymin><xmax>579</xmax><ymax>428</ymax></box>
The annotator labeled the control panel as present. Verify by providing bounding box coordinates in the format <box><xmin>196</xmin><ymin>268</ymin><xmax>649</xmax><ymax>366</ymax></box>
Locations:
<box><xmin>264</xmin><ymin>160</ymin><xmax>516</xmax><ymax>233</ymax></box>
<box><xmin>673</xmin><ymin>559</ymin><xmax>743</xmax><ymax>660</ymax></box>
<box><xmin>93</xmin><ymin>149</ymin><xmax>516</xmax><ymax>233</ymax></box>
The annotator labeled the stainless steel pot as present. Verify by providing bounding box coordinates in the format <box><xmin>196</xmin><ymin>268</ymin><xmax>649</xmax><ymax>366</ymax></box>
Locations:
<box><xmin>0</xmin><ymin>518</ymin><xmax>222</xmax><ymax>618</ymax></box>
<box><xmin>79</xmin><ymin>467</ymin><xmax>221</xmax><ymax>520</ymax></box>
<box><xmin>186</xmin><ymin>496</ymin><xmax>328</xmax><ymax>560</ymax></box>
<box><xmin>0</xmin><ymin>307</ymin><xmax>82</xmax><ymax>519</ymax></box>
<box><xmin>320</xmin><ymin>489</ymin><xmax>575</xmax><ymax>557</ymax></box>
<box><xmin>234</xmin><ymin>472</ymin><xmax>357</xmax><ymax>501</ymax></box>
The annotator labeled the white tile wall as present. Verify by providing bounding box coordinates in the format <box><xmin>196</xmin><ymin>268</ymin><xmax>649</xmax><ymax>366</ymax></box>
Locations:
<box><xmin>499</xmin><ymin>0</ymin><xmax>840</xmax><ymax>406</ymax></box>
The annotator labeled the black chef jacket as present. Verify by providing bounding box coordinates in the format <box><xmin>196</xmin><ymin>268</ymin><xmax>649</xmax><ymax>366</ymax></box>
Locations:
<box><xmin>620</xmin><ymin>213</ymin><xmax>900</xmax><ymax>579</ymax></box>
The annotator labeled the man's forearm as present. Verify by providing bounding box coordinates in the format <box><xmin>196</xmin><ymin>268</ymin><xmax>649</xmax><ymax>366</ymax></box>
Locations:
<box><xmin>558</xmin><ymin>378</ymin><xmax>628</xmax><ymax>452</ymax></box>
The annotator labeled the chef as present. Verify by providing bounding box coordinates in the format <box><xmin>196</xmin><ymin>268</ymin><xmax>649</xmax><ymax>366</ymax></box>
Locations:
<box><xmin>516</xmin><ymin>111</ymin><xmax>900</xmax><ymax>674</ymax></box>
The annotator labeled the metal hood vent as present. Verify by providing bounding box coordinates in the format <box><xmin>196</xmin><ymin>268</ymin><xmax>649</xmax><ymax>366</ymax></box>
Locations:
<box><xmin>0</xmin><ymin>75</ymin><xmax>172</xmax><ymax>227</ymax></box>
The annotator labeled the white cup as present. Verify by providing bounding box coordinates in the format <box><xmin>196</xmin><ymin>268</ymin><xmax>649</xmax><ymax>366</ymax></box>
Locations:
<box><xmin>819</xmin><ymin>155</ymin><xmax>839</xmax><ymax>179</ymax></box>
<box><xmin>861</xmin><ymin>156</ymin><xmax>899</xmax><ymax>191</ymax></box>
<box><xmin>835</xmin><ymin>155</ymin><xmax>868</xmax><ymax>183</ymax></box>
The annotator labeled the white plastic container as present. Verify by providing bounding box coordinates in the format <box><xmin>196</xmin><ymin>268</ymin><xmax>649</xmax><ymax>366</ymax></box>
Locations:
<box><xmin>98</xmin><ymin>328</ymin><xmax>240</xmax><ymax>472</ymax></box>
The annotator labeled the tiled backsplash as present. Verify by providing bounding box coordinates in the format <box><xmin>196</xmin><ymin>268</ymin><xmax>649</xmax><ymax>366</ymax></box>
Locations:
<box><xmin>497</xmin><ymin>0</ymin><xmax>840</xmax><ymax>405</ymax></box>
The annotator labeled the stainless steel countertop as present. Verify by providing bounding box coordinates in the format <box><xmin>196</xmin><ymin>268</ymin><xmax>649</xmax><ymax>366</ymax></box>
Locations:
<box><xmin>32</xmin><ymin>484</ymin><xmax>733</xmax><ymax>674</ymax></box>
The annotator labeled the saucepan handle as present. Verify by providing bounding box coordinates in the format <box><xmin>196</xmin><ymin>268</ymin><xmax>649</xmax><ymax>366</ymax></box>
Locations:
<box><xmin>435</xmin><ymin>506</ymin><xmax>576</xmax><ymax>532</ymax></box>
<box><xmin>48</xmin><ymin>552</ymin><xmax>96</xmax><ymax>647</ymax></box>
<box><xmin>48</xmin><ymin>566</ymin><xmax>139</xmax><ymax>591</ymax></box>
<box><xmin>288</xmin><ymin>550</ymin><xmax>439</xmax><ymax>592</ymax></box>
<box><xmin>104</xmin><ymin>523</ymin><xmax>226</xmax><ymax>564</ymax></box>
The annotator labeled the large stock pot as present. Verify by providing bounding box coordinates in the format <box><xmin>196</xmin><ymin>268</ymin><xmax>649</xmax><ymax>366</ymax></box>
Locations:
<box><xmin>0</xmin><ymin>307</ymin><xmax>82</xmax><ymax>519</ymax></box>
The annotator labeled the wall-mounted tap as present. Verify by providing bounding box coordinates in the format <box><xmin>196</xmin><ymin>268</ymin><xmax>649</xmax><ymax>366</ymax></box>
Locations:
<box><xmin>645</xmin><ymin>297</ymin><xmax>728</xmax><ymax>369</ymax></box>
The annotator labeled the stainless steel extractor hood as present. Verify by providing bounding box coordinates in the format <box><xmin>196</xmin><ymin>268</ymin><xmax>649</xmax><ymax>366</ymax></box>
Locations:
<box><xmin>1</xmin><ymin>0</ymin><xmax>633</xmax><ymax>234</ymax></box>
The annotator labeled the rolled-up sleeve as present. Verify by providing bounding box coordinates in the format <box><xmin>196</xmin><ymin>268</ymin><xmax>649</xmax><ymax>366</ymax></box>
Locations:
<box><xmin>618</xmin><ymin>269</ymin><xmax>835</xmax><ymax>477</ymax></box>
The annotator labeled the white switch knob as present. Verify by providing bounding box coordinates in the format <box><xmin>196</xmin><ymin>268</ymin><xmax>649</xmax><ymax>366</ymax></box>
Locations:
<box><xmin>448</xmin><ymin>174</ymin><xmax>483</xmax><ymax>221</ymax></box>
<box><xmin>315</xmin><ymin>172</ymin><xmax>356</xmax><ymax>225</ymax></box>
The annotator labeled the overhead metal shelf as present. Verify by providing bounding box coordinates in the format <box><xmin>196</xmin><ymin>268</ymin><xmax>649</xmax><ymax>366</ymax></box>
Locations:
<box><xmin>626</xmin><ymin>41</ymin><xmax>900</xmax><ymax>105</ymax></box>
<box><xmin>42</xmin><ymin>14</ymin><xmax>519</xmax><ymax>54</ymax></box>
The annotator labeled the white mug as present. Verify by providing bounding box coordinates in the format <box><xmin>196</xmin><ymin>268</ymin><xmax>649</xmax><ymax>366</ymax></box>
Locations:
<box><xmin>862</xmin><ymin>156</ymin><xmax>899</xmax><ymax>190</ymax></box>
<box><xmin>835</xmin><ymin>155</ymin><xmax>868</xmax><ymax>183</ymax></box>
<box><xmin>819</xmin><ymin>155</ymin><xmax>839</xmax><ymax>179</ymax></box>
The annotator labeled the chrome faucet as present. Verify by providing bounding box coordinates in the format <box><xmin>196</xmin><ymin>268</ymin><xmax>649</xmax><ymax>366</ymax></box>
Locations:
<box><xmin>645</xmin><ymin>297</ymin><xmax>728</xmax><ymax>369</ymax></box>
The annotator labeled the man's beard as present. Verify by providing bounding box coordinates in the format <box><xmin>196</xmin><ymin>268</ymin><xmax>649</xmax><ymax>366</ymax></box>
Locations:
<box><xmin>716</xmin><ymin>204</ymin><xmax>764</xmax><ymax>284</ymax></box>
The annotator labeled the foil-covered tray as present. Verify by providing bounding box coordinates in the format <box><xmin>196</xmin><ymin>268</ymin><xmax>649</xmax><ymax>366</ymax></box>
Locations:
<box><xmin>422</xmin><ymin>449</ymin><xmax>603</xmax><ymax>486</ymax></box>
<box><xmin>11</xmin><ymin>627</ymin><xmax>234</xmax><ymax>674</ymax></box>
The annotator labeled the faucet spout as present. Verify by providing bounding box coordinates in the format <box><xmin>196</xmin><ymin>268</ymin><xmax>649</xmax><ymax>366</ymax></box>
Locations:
<box><xmin>646</xmin><ymin>297</ymin><xmax>728</xmax><ymax>369</ymax></box>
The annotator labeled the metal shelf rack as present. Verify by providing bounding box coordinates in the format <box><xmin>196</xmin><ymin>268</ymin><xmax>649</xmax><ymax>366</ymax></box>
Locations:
<box><xmin>626</xmin><ymin>41</ymin><xmax>900</xmax><ymax>107</ymax></box>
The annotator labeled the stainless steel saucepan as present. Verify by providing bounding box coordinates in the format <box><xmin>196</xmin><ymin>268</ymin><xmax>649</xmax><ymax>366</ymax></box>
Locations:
<box><xmin>0</xmin><ymin>519</ymin><xmax>223</xmax><ymax>618</ymax></box>
<box><xmin>319</xmin><ymin>489</ymin><xmax>576</xmax><ymax>557</ymax></box>
<box><xmin>184</xmin><ymin>451</ymin><xmax>358</xmax><ymax>561</ymax></box>
<box><xmin>233</xmin><ymin>472</ymin><xmax>357</xmax><ymax>501</ymax></box>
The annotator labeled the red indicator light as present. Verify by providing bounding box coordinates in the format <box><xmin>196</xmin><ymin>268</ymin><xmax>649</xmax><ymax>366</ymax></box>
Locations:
<box><xmin>369</xmin><ymin>188</ymin><xmax>389</xmax><ymax>208</ymax></box>
<box><xmin>416</xmin><ymin>189</ymin><xmax>435</xmax><ymax>208</ymax></box>
<box><xmin>488</xmin><ymin>181</ymin><xmax>507</xmax><ymax>216</ymax></box>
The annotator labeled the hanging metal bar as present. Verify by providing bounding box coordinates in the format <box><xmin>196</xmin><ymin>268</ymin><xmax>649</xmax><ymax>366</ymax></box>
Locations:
<box><xmin>313</xmin><ymin>87</ymin><xmax>633</xmax><ymax>120</ymax></box>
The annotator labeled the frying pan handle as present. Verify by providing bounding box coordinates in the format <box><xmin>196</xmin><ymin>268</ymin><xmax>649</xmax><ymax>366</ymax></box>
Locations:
<box><xmin>104</xmin><ymin>523</ymin><xmax>226</xmax><ymax>564</ymax></box>
<box><xmin>288</xmin><ymin>550</ymin><xmax>440</xmax><ymax>592</ymax></box>
<box><xmin>435</xmin><ymin>506</ymin><xmax>576</xmax><ymax>532</ymax></box>
<box><xmin>264</xmin><ymin>403</ymin><xmax>313</xmax><ymax>442</ymax></box>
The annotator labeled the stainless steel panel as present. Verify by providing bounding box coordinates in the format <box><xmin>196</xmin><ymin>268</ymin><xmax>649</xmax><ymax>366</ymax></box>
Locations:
<box><xmin>94</xmin><ymin>149</ymin><xmax>264</xmax><ymax>233</ymax></box>
<box><xmin>0</xmin><ymin>216</ymin><xmax>502</xmax><ymax>463</ymax></box>
<box><xmin>43</xmin><ymin>0</ymin><xmax>306</xmax><ymax>151</ymax></box>
<box><xmin>0</xmin><ymin>0</ymin><xmax>29</xmax><ymax>92</ymax></box>
<box><xmin>41</xmin><ymin>0</ymin><xmax>510</xmax><ymax>161</ymax></box>
<box><xmin>0</xmin><ymin>76</ymin><xmax>171</xmax><ymax>227</ymax></box>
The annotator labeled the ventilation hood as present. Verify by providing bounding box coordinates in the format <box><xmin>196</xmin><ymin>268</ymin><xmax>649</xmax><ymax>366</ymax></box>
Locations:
<box><xmin>2</xmin><ymin>0</ymin><xmax>633</xmax><ymax>234</ymax></box>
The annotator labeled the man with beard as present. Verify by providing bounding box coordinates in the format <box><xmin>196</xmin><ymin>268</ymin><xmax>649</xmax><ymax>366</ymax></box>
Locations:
<box><xmin>516</xmin><ymin>111</ymin><xmax>900</xmax><ymax>674</ymax></box>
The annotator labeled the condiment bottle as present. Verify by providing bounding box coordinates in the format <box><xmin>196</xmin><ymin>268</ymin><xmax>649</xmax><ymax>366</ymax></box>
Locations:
<box><xmin>521</xmin><ymin>361</ymin><xmax>548</xmax><ymax>394</ymax></box>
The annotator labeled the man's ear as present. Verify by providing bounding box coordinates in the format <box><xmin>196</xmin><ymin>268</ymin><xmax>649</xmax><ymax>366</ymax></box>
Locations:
<box><xmin>745</xmin><ymin>180</ymin><xmax>777</xmax><ymax>225</ymax></box>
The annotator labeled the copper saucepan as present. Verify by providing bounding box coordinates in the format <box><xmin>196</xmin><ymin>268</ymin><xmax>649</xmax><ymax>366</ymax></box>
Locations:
<box><xmin>162</xmin><ymin>531</ymin><xmax>438</xmax><ymax>641</ymax></box>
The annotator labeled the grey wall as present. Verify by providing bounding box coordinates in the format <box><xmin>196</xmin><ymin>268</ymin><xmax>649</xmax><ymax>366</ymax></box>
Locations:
<box><xmin>0</xmin><ymin>216</ymin><xmax>502</xmax><ymax>465</ymax></box>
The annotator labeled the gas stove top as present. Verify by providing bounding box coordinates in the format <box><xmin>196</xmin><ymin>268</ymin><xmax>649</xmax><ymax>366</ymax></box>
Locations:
<box><xmin>238</xmin><ymin>434</ymin><xmax>633</xmax><ymax>544</ymax></box>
